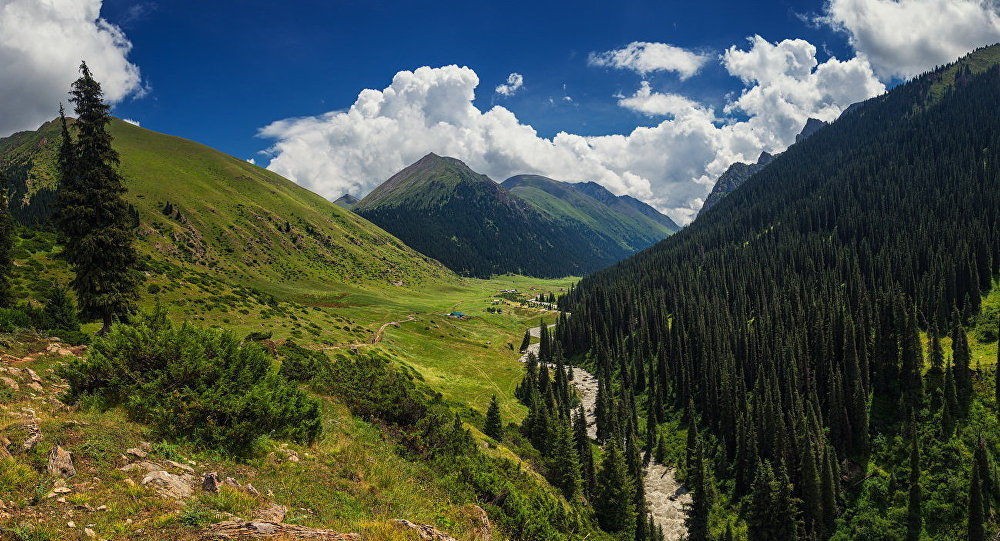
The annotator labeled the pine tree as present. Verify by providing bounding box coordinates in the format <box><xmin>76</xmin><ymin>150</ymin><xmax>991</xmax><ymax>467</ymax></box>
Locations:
<box><xmin>56</xmin><ymin>63</ymin><xmax>142</xmax><ymax>335</ymax></box>
<box><xmin>942</xmin><ymin>362</ymin><xmax>959</xmax><ymax>439</ymax></box>
<box><xmin>484</xmin><ymin>394</ymin><xmax>503</xmax><ymax>442</ymax></box>
<box><xmin>595</xmin><ymin>439</ymin><xmax>636</xmax><ymax>533</ymax></box>
<box><xmin>42</xmin><ymin>286</ymin><xmax>80</xmax><ymax>334</ymax></box>
<box><xmin>573</xmin><ymin>405</ymin><xmax>595</xmax><ymax>496</ymax></box>
<box><xmin>820</xmin><ymin>445</ymin><xmax>838</xmax><ymax>537</ymax></box>
<box><xmin>520</xmin><ymin>328</ymin><xmax>531</xmax><ymax>353</ymax></box>
<box><xmin>905</xmin><ymin>419</ymin><xmax>922</xmax><ymax>541</ymax></box>
<box><xmin>952</xmin><ymin>320</ymin><xmax>973</xmax><ymax>411</ymax></box>
<box><xmin>684</xmin><ymin>430</ymin><xmax>710</xmax><ymax>541</ymax></box>
<box><xmin>799</xmin><ymin>438</ymin><xmax>822</xmax><ymax>538</ymax></box>
<box><xmin>968</xmin><ymin>466</ymin><xmax>985</xmax><ymax>541</ymax></box>
<box><xmin>0</xmin><ymin>190</ymin><xmax>13</xmax><ymax>308</ymax></box>
<box><xmin>549</xmin><ymin>416</ymin><xmax>581</xmax><ymax>499</ymax></box>
<box><xmin>974</xmin><ymin>437</ymin><xmax>994</xmax><ymax>517</ymax></box>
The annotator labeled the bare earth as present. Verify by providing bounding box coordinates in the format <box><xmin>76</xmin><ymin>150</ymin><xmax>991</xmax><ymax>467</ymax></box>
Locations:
<box><xmin>520</xmin><ymin>324</ymin><xmax>689</xmax><ymax>539</ymax></box>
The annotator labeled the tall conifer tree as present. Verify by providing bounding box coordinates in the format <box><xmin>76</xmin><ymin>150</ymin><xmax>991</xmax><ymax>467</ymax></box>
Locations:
<box><xmin>484</xmin><ymin>394</ymin><xmax>503</xmax><ymax>442</ymax></box>
<box><xmin>56</xmin><ymin>63</ymin><xmax>141</xmax><ymax>335</ymax></box>
<box><xmin>0</xmin><ymin>189</ymin><xmax>13</xmax><ymax>308</ymax></box>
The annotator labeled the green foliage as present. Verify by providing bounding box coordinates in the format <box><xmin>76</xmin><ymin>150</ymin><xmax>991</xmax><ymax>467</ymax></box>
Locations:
<box><xmin>0</xmin><ymin>306</ymin><xmax>31</xmax><ymax>332</ymax></box>
<box><xmin>55</xmin><ymin>64</ymin><xmax>142</xmax><ymax>331</ymax></box>
<box><xmin>277</xmin><ymin>339</ymin><xmax>328</xmax><ymax>382</ymax></box>
<box><xmin>58</xmin><ymin>308</ymin><xmax>321</xmax><ymax>455</ymax></box>
<box><xmin>0</xmin><ymin>190</ymin><xmax>13</xmax><ymax>308</ymax></box>
<box><xmin>484</xmin><ymin>394</ymin><xmax>503</xmax><ymax>442</ymax></box>
<box><xmin>594</xmin><ymin>440</ymin><xmax>635</xmax><ymax>533</ymax></box>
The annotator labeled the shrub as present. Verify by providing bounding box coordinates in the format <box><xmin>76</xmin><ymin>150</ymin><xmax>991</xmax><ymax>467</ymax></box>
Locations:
<box><xmin>277</xmin><ymin>339</ymin><xmax>328</xmax><ymax>382</ymax></box>
<box><xmin>0</xmin><ymin>307</ymin><xmax>31</xmax><ymax>333</ymax></box>
<box><xmin>58</xmin><ymin>309</ymin><xmax>321</xmax><ymax>456</ymax></box>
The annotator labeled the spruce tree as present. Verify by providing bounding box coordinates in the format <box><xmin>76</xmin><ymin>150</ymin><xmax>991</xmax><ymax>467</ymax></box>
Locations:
<box><xmin>952</xmin><ymin>321</ymin><xmax>973</xmax><ymax>411</ymax></box>
<box><xmin>56</xmin><ymin>63</ymin><xmax>141</xmax><ymax>335</ymax></box>
<box><xmin>684</xmin><ymin>431</ymin><xmax>710</xmax><ymax>541</ymax></box>
<box><xmin>799</xmin><ymin>438</ymin><xmax>822</xmax><ymax>538</ymax></box>
<box><xmin>549</xmin><ymin>416</ymin><xmax>581</xmax><ymax>499</ymax></box>
<box><xmin>595</xmin><ymin>439</ymin><xmax>636</xmax><ymax>533</ymax></box>
<box><xmin>0</xmin><ymin>190</ymin><xmax>13</xmax><ymax>308</ymax></box>
<box><xmin>520</xmin><ymin>328</ymin><xmax>531</xmax><ymax>353</ymax></box>
<box><xmin>43</xmin><ymin>286</ymin><xmax>80</xmax><ymax>334</ymax></box>
<box><xmin>905</xmin><ymin>421</ymin><xmax>922</xmax><ymax>541</ymax></box>
<box><xmin>484</xmin><ymin>394</ymin><xmax>503</xmax><ymax>442</ymax></box>
<box><xmin>573</xmin><ymin>405</ymin><xmax>595</xmax><ymax>496</ymax></box>
<box><xmin>942</xmin><ymin>362</ymin><xmax>958</xmax><ymax>439</ymax></box>
<box><xmin>974</xmin><ymin>437</ymin><xmax>994</xmax><ymax>517</ymax></box>
<box><xmin>968</xmin><ymin>466</ymin><xmax>985</xmax><ymax>541</ymax></box>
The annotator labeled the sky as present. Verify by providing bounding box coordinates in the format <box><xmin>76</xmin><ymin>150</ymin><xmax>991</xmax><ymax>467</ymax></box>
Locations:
<box><xmin>2</xmin><ymin>0</ymin><xmax>1000</xmax><ymax>223</ymax></box>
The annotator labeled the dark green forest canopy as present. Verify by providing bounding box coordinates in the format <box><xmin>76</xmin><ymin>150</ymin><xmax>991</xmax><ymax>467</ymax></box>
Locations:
<box><xmin>556</xmin><ymin>47</ymin><xmax>1000</xmax><ymax>538</ymax></box>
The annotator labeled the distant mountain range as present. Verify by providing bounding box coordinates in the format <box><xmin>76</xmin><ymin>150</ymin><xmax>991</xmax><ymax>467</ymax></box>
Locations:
<box><xmin>353</xmin><ymin>154</ymin><xmax>677</xmax><ymax>277</ymax></box>
<box><xmin>333</xmin><ymin>194</ymin><xmax>359</xmax><ymax>209</ymax></box>
<box><xmin>698</xmin><ymin>118</ymin><xmax>828</xmax><ymax>217</ymax></box>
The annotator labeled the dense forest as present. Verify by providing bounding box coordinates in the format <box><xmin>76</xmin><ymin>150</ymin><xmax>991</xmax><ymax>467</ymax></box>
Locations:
<box><xmin>555</xmin><ymin>47</ymin><xmax>1000</xmax><ymax>539</ymax></box>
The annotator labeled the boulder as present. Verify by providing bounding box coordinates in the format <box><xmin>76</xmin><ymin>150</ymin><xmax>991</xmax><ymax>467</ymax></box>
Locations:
<box><xmin>47</xmin><ymin>446</ymin><xmax>76</xmax><ymax>477</ymax></box>
<box><xmin>0</xmin><ymin>377</ymin><xmax>17</xmax><ymax>392</ymax></box>
<box><xmin>141</xmin><ymin>470</ymin><xmax>194</xmax><ymax>500</ymax></box>
<box><xmin>125</xmin><ymin>447</ymin><xmax>147</xmax><ymax>459</ymax></box>
<box><xmin>391</xmin><ymin>519</ymin><xmax>458</xmax><ymax>541</ymax></box>
<box><xmin>200</xmin><ymin>520</ymin><xmax>361</xmax><ymax>540</ymax></box>
<box><xmin>254</xmin><ymin>504</ymin><xmax>287</xmax><ymax>522</ymax></box>
<box><xmin>202</xmin><ymin>472</ymin><xmax>220</xmax><ymax>493</ymax></box>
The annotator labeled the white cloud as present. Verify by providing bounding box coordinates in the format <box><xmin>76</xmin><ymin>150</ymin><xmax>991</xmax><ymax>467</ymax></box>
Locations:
<box><xmin>589</xmin><ymin>41</ymin><xmax>710</xmax><ymax>79</ymax></box>
<box><xmin>261</xmin><ymin>37</ymin><xmax>884</xmax><ymax>225</ymax></box>
<box><xmin>820</xmin><ymin>0</ymin><xmax>1000</xmax><ymax>80</ymax></box>
<box><xmin>246</xmin><ymin>158</ymin><xmax>256</xmax><ymax>165</ymax></box>
<box><xmin>121</xmin><ymin>118</ymin><xmax>140</xmax><ymax>126</ymax></box>
<box><xmin>617</xmin><ymin>81</ymin><xmax>714</xmax><ymax>118</ymax></box>
<box><xmin>0</xmin><ymin>0</ymin><xmax>143</xmax><ymax>137</ymax></box>
<box><xmin>495</xmin><ymin>72</ymin><xmax>524</xmax><ymax>96</ymax></box>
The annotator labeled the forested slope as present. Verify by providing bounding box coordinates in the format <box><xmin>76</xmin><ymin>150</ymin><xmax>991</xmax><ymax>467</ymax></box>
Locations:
<box><xmin>556</xmin><ymin>45</ymin><xmax>1000</xmax><ymax>540</ymax></box>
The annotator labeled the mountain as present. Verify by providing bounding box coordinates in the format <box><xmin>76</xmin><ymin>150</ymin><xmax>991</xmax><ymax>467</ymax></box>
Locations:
<box><xmin>354</xmin><ymin>153</ymin><xmax>643</xmax><ymax>277</ymax></box>
<box><xmin>501</xmin><ymin>174</ymin><xmax>676</xmax><ymax>254</ymax></box>
<box><xmin>557</xmin><ymin>45</ymin><xmax>1000</xmax><ymax>538</ymax></box>
<box><xmin>697</xmin><ymin>151</ymin><xmax>774</xmax><ymax>216</ymax></box>
<box><xmin>0</xmin><ymin>118</ymin><xmax>452</xmax><ymax>291</ymax></box>
<box><xmin>697</xmin><ymin>116</ymin><xmax>828</xmax><ymax>217</ymax></box>
<box><xmin>570</xmin><ymin>180</ymin><xmax>680</xmax><ymax>232</ymax></box>
<box><xmin>333</xmin><ymin>193</ymin><xmax>359</xmax><ymax>209</ymax></box>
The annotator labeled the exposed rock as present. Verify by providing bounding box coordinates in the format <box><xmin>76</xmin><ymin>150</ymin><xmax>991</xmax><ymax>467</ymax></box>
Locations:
<box><xmin>25</xmin><ymin>368</ymin><xmax>41</xmax><ymax>383</ymax></box>
<box><xmin>1</xmin><ymin>376</ymin><xmax>18</xmax><ymax>392</ymax></box>
<box><xmin>203</xmin><ymin>472</ymin><xmax>220</xmax><ymax>493</ymax></box>
<box><xmin>224</xmin><ymin>477</ymin><xmax>242</xmax><ymax>489</ymax></box>
<box><xmin>47</xmin><ymin>446</ymin><xmax>77</xmax><ymax>477</ymax></box>
<box><xmin>27</xmin><ymin>382</ymin><xmax>43</xmax><ymax>392</ymax></box>
<box><xmin>165</xmin><ymin>459</ymin><xmax>195</xmax><ymax>473</ymax></box>
<box><xmin>465</xmin><ymin>505</ymin><xmax>492</xmax><ymax>541</ymax></box>
<box><xmin>391</xmin><ymin>519</ymin><xmax>459</xmax><ymax>541</ymax></box>
<box><xmin>245</xmin><ymin>483</ymin><xmax>260</xmax><ymax>497</ymax></box>
<box><xmin>125</xmin><ymin>447</ymin><xmax>148</xmax><ymax>459</ymax></box>
<box><xmin>254</xmin><ymin>504</ymin><xmax>287</xmax><ymax>522</ymax></box>
<box><xmin>84</xmin><ymin>527</ymin><xmax>96</xmax><ymax>538</ymax></box>
<box><xmin>200</xmin><ymin>520</ymin><xmax>361</xmax><ymax>540</ymax></box>
<box><xmin>141</xmin><ymin>470</ymin><xmax>194</xmax><ymax>500</ymax></box>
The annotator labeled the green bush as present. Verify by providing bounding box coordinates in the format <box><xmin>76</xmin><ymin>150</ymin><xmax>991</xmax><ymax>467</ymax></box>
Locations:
<box><xmin>58</xmin><ymin>309</ymin><xmax>321</xmax><ymax>456</ymax></box>
<box><xmin>0</xmin><ymin>307</ymin><xmax>32</xmax><ymax>333</ymax></box>
<box><xmin>277</xmin><ymin>339</ymin><xmax>328</xmax><ymax>382</ymax></box>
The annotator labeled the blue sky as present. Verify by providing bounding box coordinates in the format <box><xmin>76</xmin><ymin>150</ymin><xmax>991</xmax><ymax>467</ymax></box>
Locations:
<box><xmin>3</xmin><ymin>0</ymin><xmax>1000</xmax><ymax>222</ymax></box>
<box><xmin>99</xmin><ymin>0</ymin><xmax>852</xmax><ymax>158</ymax></box>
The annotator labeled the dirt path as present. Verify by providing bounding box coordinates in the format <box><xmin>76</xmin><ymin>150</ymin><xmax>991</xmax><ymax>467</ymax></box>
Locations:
<box><xmin>314</xmin><ymin>314</ymin><xmax>417</xmax><ymax>350</ymax></box>
<box><xmin>520</xmin><ymin>323</ymin><xmax>689</xmax><ymax>540</ymax></box>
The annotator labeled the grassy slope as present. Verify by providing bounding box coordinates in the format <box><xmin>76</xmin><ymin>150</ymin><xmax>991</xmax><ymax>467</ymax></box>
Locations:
<box><xmin>503</xmin><ymin>177</ymin><xmax>671</xmax><ymax>254</ymax></box>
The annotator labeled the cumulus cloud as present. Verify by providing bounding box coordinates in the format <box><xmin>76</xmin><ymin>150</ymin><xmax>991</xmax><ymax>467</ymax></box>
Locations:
<box><xmin>589</xmin><ymin>41</ymin><xmax>710</xmax><ymax>79</ymax></box>
<box><xmin>121</xmin><ymin>118</ymin><xmax>140</xmax><ymax>126</ymax></box>
<box><xmin>495</xmin><ymin>72</ymin><xmax>524</xmax><ymax>96</ymax></box>
<box><xmin>0</xmin><ymin>0</ymin><xmax>143</xmax><ymax>137</ymax></box>
<box><xmin>261</xmin><ymin>37</ymin><xmax>884</xmax><ymax>225</ymax></box>
<box><xmin>820</xmin><ymin>0</ymin><xmax>1000</xmax><ymax>80</ymax></box>
<box><xmin>617</xmin><ymin>81</ymin><xmax>713</xmax><ymax>118</ymax></box>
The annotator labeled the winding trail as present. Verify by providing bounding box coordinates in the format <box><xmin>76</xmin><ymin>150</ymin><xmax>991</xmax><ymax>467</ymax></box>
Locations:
<box><xmin>520</xmin><ymin>323</ymin><xmax>689</xmax><ymax>540</ymax></box>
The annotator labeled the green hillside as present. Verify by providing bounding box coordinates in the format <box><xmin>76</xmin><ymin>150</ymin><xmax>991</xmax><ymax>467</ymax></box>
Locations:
<box><xmin>1</xmin><ymin>118</ymin><xmax>452</xmax><ymax>297</ymax></box>
<box><xmin>354</xmin><ymin>153</ymin><xmax>628</xmax><ymax>278</ymax></box>
<box><xmin>501</xmin><ymin>174</ymin><xmax>674</xmax><ymax>254</ymax></box>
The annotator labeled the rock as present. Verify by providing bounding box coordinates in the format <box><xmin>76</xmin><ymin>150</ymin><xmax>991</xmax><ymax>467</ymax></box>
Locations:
<box><xmin>27</xmin><ymin>382</ymin><xmax>43</xmax><ymax>392</ymax></box>
<box><xmin>391</xmin><ymin>519</ymin><xmax>459</xmax><ymax>541</ymax></box>
<box><xmin>165</xmin><ymin>459</ymin><xmax>194</xmax><ymax>473</ymax></box>
<box><xmin>200</xmin><ymin>520</ymin><xmax>361</xmax><ymax>540</ymax></box>
<box><xmin>141</xmin><ymin>470</ymin><xmax>194</xmax><ymax>500</ymax></box>
<box><xmin>466</xmin><ymin>505</ymin><xmax>492</xmax><ymax>541</ymax></box>
<box><xmin>223</xmin><ymin>477</ymin><xmax>242</xmax><ymax>489</ymax></box>
<box><xmin>244</xmin><ymin>483</ymin><xmax>260</xmax><ymax>497</ymax></box>
<box><xmin>84</xmin><ymin>527</ymin><xmax>96</xmax><ymax>538</ymax></box>
<box><xmin>254</xmin><ymin>504</ymin><xmax>286</xmax><ymax>522</ymax></box>
<box><xmin>203</xmin><ymin>472</ymin><xmax>220</xmax><ymax>493</ymax></box>
<box><xmin>0</xmin><ymin>377</ymin><xmax>17</xmax><ymax>392</ymax></box>
<box><xmin>96</xmin><ymin>505</ymin><xmax>107</xmax><ymax>511</ymax></box>
<box><xmin>52</xmin><ymin>487</ymin><xmax>72</xmax><ymax>494</ymax></box>
<box><xmin>119</xmin><ymin>461</ymin><xmax>161</xmax><ymax>473</ymax></box>
<box><xmin>125</xmin><ymin>448</ymin><xmax>148</xmax><ymax>459</ymax></box>
<box><xmin>139</xmin><ymin>441</ymin><xmax>152</xmax><ymax>451</ymax></box>
<box><xmin>25</xmin><ymin>368</ymin><xmax>41</xmax><ymax>383</ymax></box>
<box><xmin>68</xmin><ymin>521</ymin><xmax>75</xmax><ymax>528</ymax></box>
<box><xmin>47</xmin><ymin>446</ymin><xmax>76</xmax><ymax>477</ymax></box>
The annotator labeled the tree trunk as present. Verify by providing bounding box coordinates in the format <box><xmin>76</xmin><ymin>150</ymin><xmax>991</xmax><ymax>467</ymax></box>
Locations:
<box><xmin>97</xmin><ymin>313</ymin><xmax>112</xmax><ymax>336</ymax></box>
